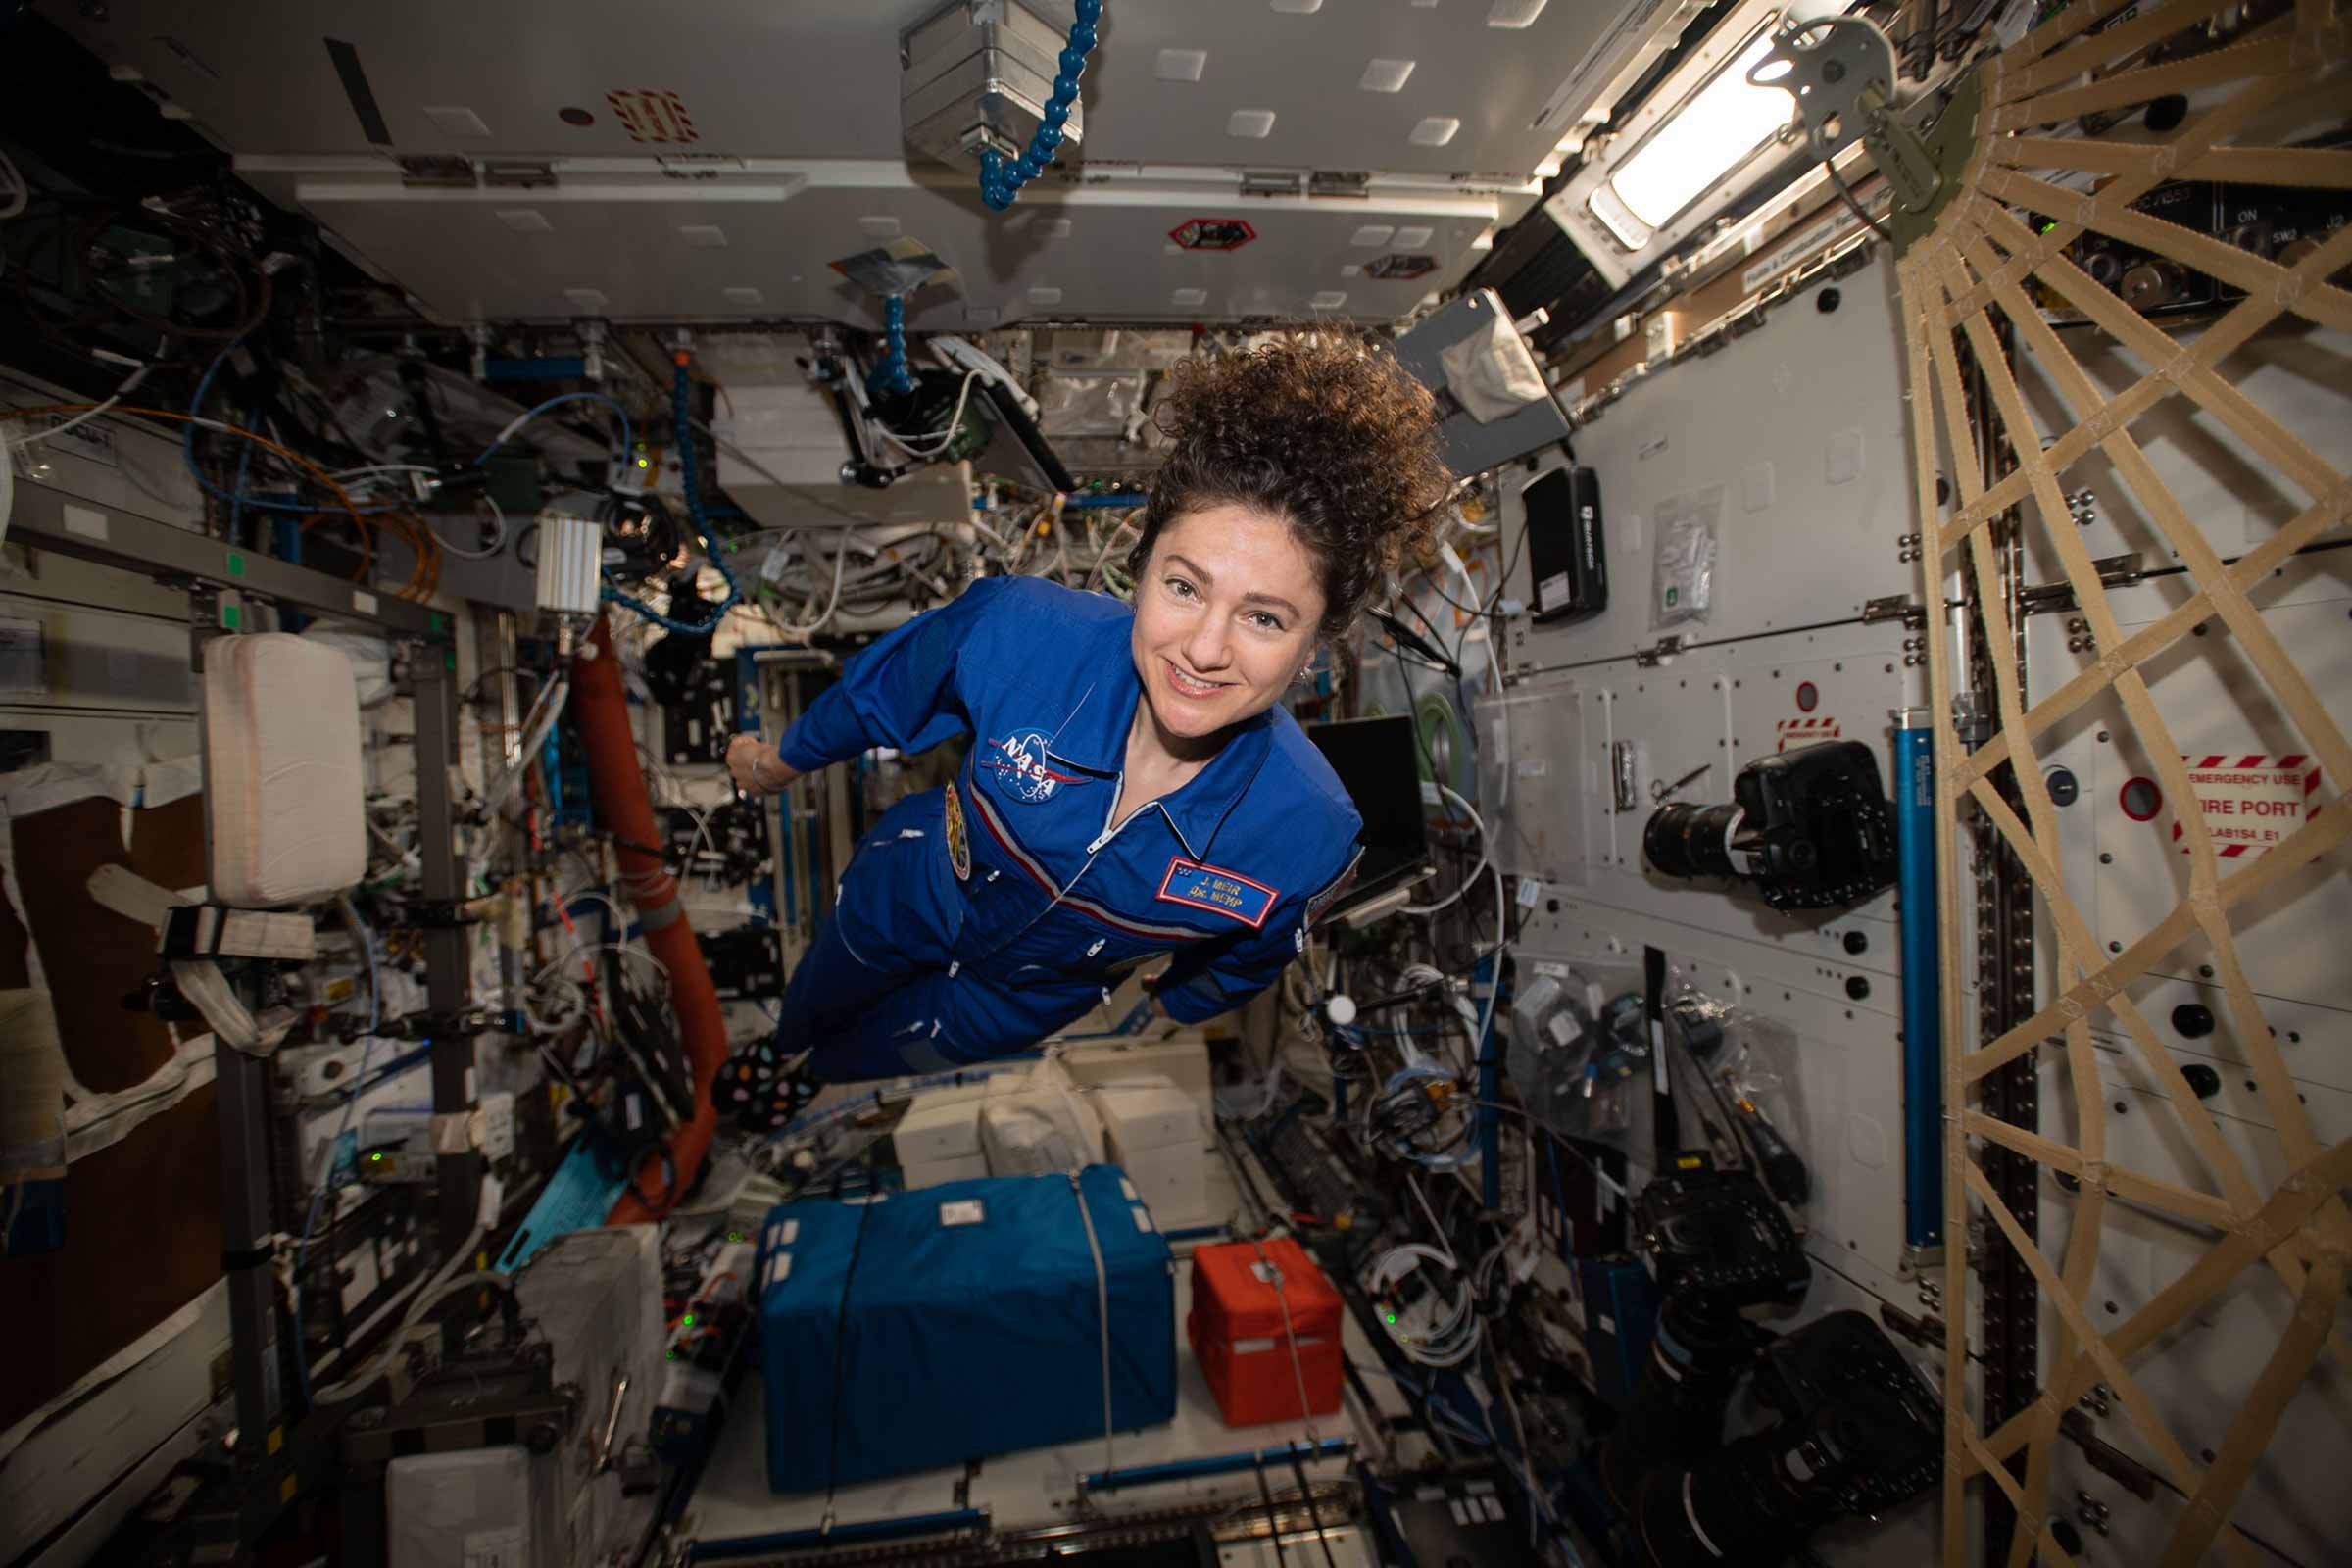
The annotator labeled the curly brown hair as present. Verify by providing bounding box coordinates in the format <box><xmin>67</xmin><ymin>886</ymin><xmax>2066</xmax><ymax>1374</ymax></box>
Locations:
<box><xmin>1125</xmin><ymin>331</ymin><xmax>1452</xmax><ymax>643</ymax></box>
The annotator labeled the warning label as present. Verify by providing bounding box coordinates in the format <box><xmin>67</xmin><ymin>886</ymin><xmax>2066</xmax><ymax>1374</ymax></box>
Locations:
<box><xmin>2168</xmin><ymin>754</ymin><xmax>2321</xmax><ymax>858</ymax></box>
<box><xmin>606</xmin><ymin>89</ymin><xmax>698</xmax><ymax>144</ymax></box>
<box><xmin>1777</xmin><ymin>716</ymin><xmax>1841</xmax><ymax>752</ymax></box>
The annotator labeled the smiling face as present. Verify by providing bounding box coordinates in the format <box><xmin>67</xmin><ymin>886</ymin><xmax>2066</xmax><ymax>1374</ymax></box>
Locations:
<box><xmin>1129</xmin><ymin>502</ymin><xmax>1327</xmax><ymax>745</ymax></box>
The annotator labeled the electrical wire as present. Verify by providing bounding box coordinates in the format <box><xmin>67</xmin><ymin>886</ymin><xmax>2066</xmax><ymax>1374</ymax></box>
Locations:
<box><xmin>474</xmin><ymin>390</ymin><xmax>633</xmax><ymax>466</ymax></box>
<box><xmin>293</xmin><ymin>896</ymin><xmax>381</xmax><ymax>1403</ymax></box>
<box><xmin>876</xmin><ymin>369</ymin><xmax>980</xmax><ymax>459</ymax></box>
<box><xmin>1403</xmin><ymin>784</ymin><xmax>1493</xmax><ymax>917</ymax></box>
<box><xmin>601</xmin><ymin>358</ymin><xmax>740</xmax><ymax>634</ymax></box>
<box><xmin>421</xmin><ymin>493</ymin><xmax>508</xmax><ymax>561</ymax></box>
<box><xmin>1823</xmin><ymin>155</ymin><xmax>1892</xmax><ymax>245</ymax></box>
<box><xmin>3</xmin><ymin>363</ymin><xmax>152</xmax><ymax>451</ymax></box>
<box><xmin>0</xmin><ymin>401</ymin><xmax>379</xmax><ymax>540</ymax></box>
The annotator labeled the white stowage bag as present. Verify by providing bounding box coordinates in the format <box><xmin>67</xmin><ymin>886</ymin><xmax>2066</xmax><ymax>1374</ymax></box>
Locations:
<box><xmin>203</xmin><ymin>632</ymin><xmax>366</xmax><ymax>907</ymax></box>
<box><xmin>977</xmin><ymin>1056</ymin><xmax>1106</xmax><ymax>1175</ymax></box>
<box><xmin>1438</xmin><ymin>310</ymin><xmax>1549</xmax><ymax>423</ymax></box>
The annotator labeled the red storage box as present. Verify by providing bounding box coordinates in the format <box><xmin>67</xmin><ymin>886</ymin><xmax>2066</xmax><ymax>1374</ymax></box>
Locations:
<box><xmin>1188</xmin><ymin>1238</ymin><xmax>1345</xmax><ymax>1427</ymax></box>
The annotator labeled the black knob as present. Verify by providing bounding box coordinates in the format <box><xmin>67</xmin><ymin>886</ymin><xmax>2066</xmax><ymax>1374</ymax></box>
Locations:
<box><xmin>1846</xmin><ymin>976</ymin><xmax>1871</xmax><ymax>1002</ymax></box>
<box><xmin>2047</xmin><ymin>766</ymin><xmax>2080</xmax><ymax>807</ymax></box>
<box><xmin>2181</xmin><ymin>1063</ymin><xmax>2222</xmax><ymax>1099</ymax></box>
<box><xmin>2172</xmin><ymin>1003</ymin><xmax>2216</xmax><ymax>1039</ymax></box>
<box><xmin>1842</xmin><ymin>930</ymin><xmax>1869</xmax><ymax>956</ymax></box>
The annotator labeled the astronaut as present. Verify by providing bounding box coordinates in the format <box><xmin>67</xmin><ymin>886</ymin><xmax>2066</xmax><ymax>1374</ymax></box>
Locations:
<box><xmin>717</xmin><ymin>334</ymin><xmax>1453</xmax><ymax>1128</ymax></box>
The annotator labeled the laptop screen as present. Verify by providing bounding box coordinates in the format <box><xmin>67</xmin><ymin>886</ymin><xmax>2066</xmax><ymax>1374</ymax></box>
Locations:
<box><xmin>1301</xmin><ymin>714</ymin><xmax>1432</xmax><ymax>918</ymax></box>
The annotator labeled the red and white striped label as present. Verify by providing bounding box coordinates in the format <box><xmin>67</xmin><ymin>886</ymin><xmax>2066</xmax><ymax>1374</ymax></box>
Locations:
<box><xmin>606</xmin><ymin>89</ymin><xmax>699</xmax><ymax>144</ymax></box>
<box><xmin>1776</xmin><ymin>716</ymin><xmax>1842</xmax><ymax>752</ymax></box>
<box><xmin>2168</xmin><ymin>754</ymin><xmax>2321</xmax><ymax>858</ymax></box>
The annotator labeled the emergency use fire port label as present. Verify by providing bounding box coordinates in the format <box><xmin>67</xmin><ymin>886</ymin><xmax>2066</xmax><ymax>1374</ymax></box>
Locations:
<box><xmin>2164</xmin><ymin>754</ymin><xmax>2321</xmax><ymax>858</ymax></box>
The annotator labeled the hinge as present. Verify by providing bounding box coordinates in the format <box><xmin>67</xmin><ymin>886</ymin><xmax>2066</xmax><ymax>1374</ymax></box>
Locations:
<box><xmin>2018</xmin><ymin>553</ymin><xmax>2143</xmax><ymax>614</ymax></box>
<box><xmin>482</xmin><ymin>161</ymin><xmax>558</xmax><ymax>189</ymax></box>
<box><xmin>1634</xmin><ymin>634</ymin><xmax>1686</xmax><ymax>667</ymax></box>
<box><xmin>1240</xmin><ymin>171</ymin><xmax>1303</xmax><ymax>199</ymax></box>
<box><xmin>1863</xmin><ymin>593</ymin><xmax>1926</xmax><ymax>628</ymax></box>
<box><xmin>1308</xmin><ymin>170</ymin><xmax>1372</xmax><ymax>199</ymax></box>
<box><xmin>398</xmin><ymin>156</ymin><xmax>475</xmax><ymax>190</ymax></box>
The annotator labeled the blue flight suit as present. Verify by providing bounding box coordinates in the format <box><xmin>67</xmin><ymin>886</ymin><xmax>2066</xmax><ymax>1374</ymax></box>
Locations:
<box><xmin>718</xmin><ymin>575</ymin><xmax>1362</xmax><ymax>1123</ymax></box>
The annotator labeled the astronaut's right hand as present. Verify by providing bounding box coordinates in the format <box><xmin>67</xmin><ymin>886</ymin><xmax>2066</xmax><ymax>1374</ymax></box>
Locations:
<box><xmin>726</xmin><ymin>733</ymin><xmax>800</xmax><ymax>798</ymax></box>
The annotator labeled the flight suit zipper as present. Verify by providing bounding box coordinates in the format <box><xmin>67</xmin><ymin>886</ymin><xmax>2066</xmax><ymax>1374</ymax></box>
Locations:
<box><xmin>966</xmin><ymin>774</ymin><xmax>1162</xmax><ymax>969</ymax></box>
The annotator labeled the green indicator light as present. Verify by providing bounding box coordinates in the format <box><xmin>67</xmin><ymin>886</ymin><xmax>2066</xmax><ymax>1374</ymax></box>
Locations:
<box><xmin>1384</xmin><ymin>1313</ymin><xmax>1396</xmax><ymax>1325</ymax></box>
<box><xmin>682</xmin><ymin>1313</ymin><xmax>696</xmax><ymax>1327</ymax></box>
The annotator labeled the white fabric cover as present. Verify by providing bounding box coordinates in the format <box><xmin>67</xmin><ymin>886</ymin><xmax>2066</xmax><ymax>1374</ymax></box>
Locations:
<box><xmin>1438</xmin><ymin>309</ymin><xmax>1549</xmax><ymax>422</ymax></box>
<box><xmin>202</xmin><ymin>633</ymin><xmax>366</xmax><ymax>907</ymax></box>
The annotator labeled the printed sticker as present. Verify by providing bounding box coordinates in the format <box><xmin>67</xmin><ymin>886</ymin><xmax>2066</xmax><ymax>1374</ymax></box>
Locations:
<box><xmin>980</xmin><ymin>728</ymin><xmax>1079</xmax><ymax>804</ymax></box>
<box><xmin>944</xmin><ymin>781</ymin><xmax>971</xmax><ymax>879</ymax></box>
<box><xmin>606</xmin><ymin>89</ymin><xmax>698</xmax><ymax>144</ymax></box>
<box><xmin>1156</xmin><ymin>857</ymin><xmax>1278</xmax><ymax>929</ymax></box>
<box><xmin>2167</xmin><ymin>754</ymin><xmax>2320</xmax><ymax>858</ymax></box>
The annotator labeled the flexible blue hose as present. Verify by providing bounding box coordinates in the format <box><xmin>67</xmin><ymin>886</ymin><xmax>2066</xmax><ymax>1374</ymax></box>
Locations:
<box><xmin>868</xmin><ymin>295</ymin><xmax>915</xmax><ymax>400</ymax></box>
<box><xmin>979</xmin><ymin>0</ymin><xmax>1102</xmax><ymax>213</ymax></box>
<box><xmin>600</xmin><ymin>355</ymin><xmax>741</xmax><ymax>636</ymax></box>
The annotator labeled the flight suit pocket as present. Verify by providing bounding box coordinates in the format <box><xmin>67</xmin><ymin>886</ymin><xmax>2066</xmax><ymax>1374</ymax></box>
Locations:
<box><xmin>831</xmin><ymin>788</ymin><xmax>967</xmax><ymax>971</ymax></box>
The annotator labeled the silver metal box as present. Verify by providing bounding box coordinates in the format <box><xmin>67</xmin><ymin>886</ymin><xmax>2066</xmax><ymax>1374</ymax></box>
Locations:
<box><xmin>901</xmin><ymin>0</ymin><xmax>1084</xmax><ymax>172</ymax></box>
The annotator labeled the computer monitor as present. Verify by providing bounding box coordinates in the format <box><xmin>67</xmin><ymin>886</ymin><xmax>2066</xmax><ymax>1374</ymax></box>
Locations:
<box><xmin>1301</xmin><ymin>714</ymin><xmax>1433</xmax><ymax>921</ymax></box>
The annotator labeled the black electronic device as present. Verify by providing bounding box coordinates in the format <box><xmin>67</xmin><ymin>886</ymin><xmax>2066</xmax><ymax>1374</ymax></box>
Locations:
<box><xmin>975</xmin><ymin>380</ymin><xmax>1075</xmax><ymax>495</ymax></box>
<box><xmin>699</xmin><ymin>924</ymin><xmax>786</xmax><ymax>999</ymax></box>
<box><xmin>1367</xmin><ymin>1465</ymin><xmax>1526</xmax><ymax>1568</ymax></box>
<box><xmin>1643</xmin><ymin>739</ymin><xmax>1897</xmax><ymax>911</ymax></box>
<box><xmin>1631</xmin><ymin>1312</ymin><xmax>1942</xmax><ymax>1567</ymax></box>
<box><xmin>1301</xmin><ymin>714</ymin><xmax>1434</xmax><ymax>921</ymax></box>
<box><xmin>1634</xmin><ymin>1160</ymin><xmax>1810</xmax><ymax>1309</ymax></box>
<box><xmin>1522</xmin><ymin>466</ymin><xmax>1608</xmax><ymax>623</ymax></box>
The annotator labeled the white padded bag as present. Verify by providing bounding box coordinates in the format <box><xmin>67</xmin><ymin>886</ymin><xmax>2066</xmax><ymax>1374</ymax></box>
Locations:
<box><xmin>202</xmin><ymin>632</ymin><xmax>367</xmax><ymax>907</ymax></box>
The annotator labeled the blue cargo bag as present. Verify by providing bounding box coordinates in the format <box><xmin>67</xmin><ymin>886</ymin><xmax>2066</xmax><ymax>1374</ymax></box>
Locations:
<box><xmin>756</xmin><ymin>1164</ymin><xmax>1176</xmax><ymax>1492</ymax></box>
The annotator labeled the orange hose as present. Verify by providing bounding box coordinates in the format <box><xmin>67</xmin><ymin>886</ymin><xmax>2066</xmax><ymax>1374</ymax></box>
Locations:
<box><xmin>571</xmin><ymin>612</ymin><xmax>729</xmax><ymax>1222</ymax></box>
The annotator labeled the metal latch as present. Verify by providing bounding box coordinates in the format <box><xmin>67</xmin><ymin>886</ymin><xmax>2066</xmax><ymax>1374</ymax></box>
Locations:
<box><xmin>658</xmin><ymin>153</ymin><xmax>747</xmax><ymax>179</ymax></box>
<box><xmin>398</xmin><ymin>156</ymin><xmax>475</xmax><ymax>189</ymax></box>
<box><xmin>1241</xmin><ymin>171</ymin><xmax>1303</xmax><ymax>198</ymax></box>
<box><xmin>482</xmin><ymin>161</ymin><xmax>558</xmax><ymax>189</ymax></box>
<box><xmin>1308</xmin><ymin>170</ymin><xmax>1372</xmax><ymax>199</ymax></box>
<box><xmin>2018</xmin><ymin>553</ymin><xmax>2143</xmax><ymax>614</ymax></box>
<box><xmin>1611</xmin><ymin>741</ymin><xmax>1642</xmax><ymax>812</ymax></box>
<box><xmin>1863</xmin><ymin>593</ymin><xmax>1926</xmax><ymax>628</ymax></box>
<box><xmin>1634</xmin><ymin>634</ymin><xmax>1686</xmax><ymax>667</ymax></box>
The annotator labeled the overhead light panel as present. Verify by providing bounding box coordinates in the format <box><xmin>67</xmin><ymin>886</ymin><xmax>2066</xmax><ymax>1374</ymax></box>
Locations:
<box><xmin>1537</xmin><ymin>0</ymin><xmax>1829</xmax><ymax>291</ymax></box>
<box><xmin>1600</xmin><ymin>30</ymin><xmax>1792</xmax><ymax>236</ymax></box>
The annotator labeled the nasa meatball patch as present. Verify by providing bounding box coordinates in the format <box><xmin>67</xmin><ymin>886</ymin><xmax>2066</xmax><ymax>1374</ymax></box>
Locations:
<box><xmin>981</xmin><ymin>728</ymin><xmax>1081</xmax><ymax>804</ymax></box>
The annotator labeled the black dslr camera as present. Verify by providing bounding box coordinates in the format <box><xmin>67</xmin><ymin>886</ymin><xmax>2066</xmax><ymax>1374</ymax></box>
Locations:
<box><xmin>1642</xmin><ymin>740</ymin><xmax>1897</xmax><ymax>911</ymax></box>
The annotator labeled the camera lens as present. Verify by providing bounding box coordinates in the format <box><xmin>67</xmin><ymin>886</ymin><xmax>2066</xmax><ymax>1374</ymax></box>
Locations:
<box><xmin>1644</xmin><ymin>801</ymin><xmax>1741</xmax><ymax>880</ymax></box>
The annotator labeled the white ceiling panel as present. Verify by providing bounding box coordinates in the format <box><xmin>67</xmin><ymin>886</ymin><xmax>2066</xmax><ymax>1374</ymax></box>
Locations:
<box><xmin>235</xmin><ymin>159</ymin><xmax>1512</xmax><ymax>327</ymax></box>
<box><xmin>59</xmin><ymin>0</ymin><xmax>1635</xmax><ymax>179</ymax></box>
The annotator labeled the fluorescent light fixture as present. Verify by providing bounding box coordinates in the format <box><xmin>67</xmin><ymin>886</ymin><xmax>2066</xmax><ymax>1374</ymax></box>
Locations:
<box><xmin>1595</xmin><ymin>30</ymin><xmax>1793</xmax><ymax>238</ymax></box>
